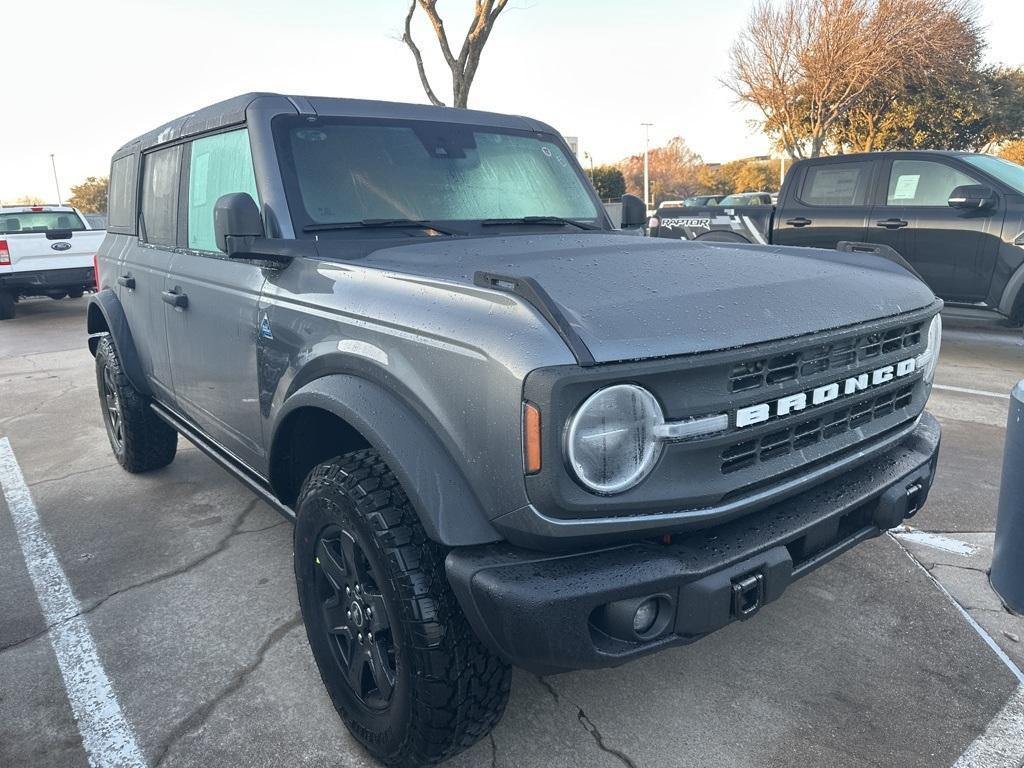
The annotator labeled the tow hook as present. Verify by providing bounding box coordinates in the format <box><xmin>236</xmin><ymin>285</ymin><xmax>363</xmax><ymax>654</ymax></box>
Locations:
<box><xmin>731</xmin><ymin>572</ymin><xmax>765</xmax><ymax>620</ymax></box>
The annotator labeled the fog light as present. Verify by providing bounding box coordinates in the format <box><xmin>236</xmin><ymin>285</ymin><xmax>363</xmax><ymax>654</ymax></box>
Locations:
<box><xmin>633</xmin><ymin>599</ymin><xmax>659</xmax><ymax>634</ymax></box>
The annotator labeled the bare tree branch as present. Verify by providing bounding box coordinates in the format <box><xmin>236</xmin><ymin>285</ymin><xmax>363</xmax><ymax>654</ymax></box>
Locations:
<box><xmin>400</xmin><ymin>0</ymin><xmax>511</xmax><ymax>108</ymax></box>
<box><xmin>401</xmin><ymin>0</ymin><xmax>446</xmax><ymax>106</ymax></box>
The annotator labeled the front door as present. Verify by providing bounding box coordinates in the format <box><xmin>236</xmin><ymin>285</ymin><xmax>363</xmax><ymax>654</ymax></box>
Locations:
<box><xmin>867</xmin><ymin>157</ymin><xmax>1004</xmax><ymax>302</ymax></box>
<box><xmin>163</xmin><ymin>128</ymin><xmax>267</xmax><ymax>470</ymax></box>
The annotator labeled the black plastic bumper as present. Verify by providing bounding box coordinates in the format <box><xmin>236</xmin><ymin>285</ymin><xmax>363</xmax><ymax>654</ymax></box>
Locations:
<box><xmin>0</xmin><ymin>267</ymin><xmax>95</xmax><ymax>294</ymax></box>
<box><xmin>446</xmin><ymin>412</ymin><xmax>940</xmax><ymax>674</ymax></box>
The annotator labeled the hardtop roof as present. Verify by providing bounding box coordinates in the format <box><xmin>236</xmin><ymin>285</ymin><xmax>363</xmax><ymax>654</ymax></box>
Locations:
<box><xmin>113</xmin><ymin>92</ymin><xmax>559</xmax><ymax>157</ymax></box>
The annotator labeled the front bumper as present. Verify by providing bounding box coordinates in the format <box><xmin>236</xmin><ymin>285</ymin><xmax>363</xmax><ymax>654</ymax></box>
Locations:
<box><xmin>0</xmin><ymin>267</ymin><xmax>95</xmax><ymax>294</ymax></box>
<box><xmin>446</xmin><ymin>412</ymin><xmax>940</xmax><ymax>674</ymax></box>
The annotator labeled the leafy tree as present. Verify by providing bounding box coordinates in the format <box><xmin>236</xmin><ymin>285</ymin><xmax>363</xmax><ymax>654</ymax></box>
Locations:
<box><xmin>590</xmin><ymin>165</ymin><xmax>625</xmax><ymax>200</ymax></box>
<box><xmin>1000</xmin><ymin>140</ymin><xmax>1024</xmax><ymax>166</ymax></box>
<box><xmin>618</xmin><ymin>137</ymin><xmax>704</xmax><ymax>201</ymax></box>
<box><xmin>728</xmin><ymin>0</ymin><xmax>982</xmax><ymax>158</ymax></box>
<box><xmin>67</xmin><ymin>176</ymin><xmax>108</xmax><ymax>214</ymax></box>
<box><xmin>836</xmin><ymin>67</ymin><xmax>1024</xmax><ymax>152</ymax></box>
<box><xmin>401</xmin><ymin>0</ymin><xmax>509</xmax><ymax>107</ymax></box>
<box><xmin>696</xmin><ymin>159</ymin><xmax>778</xmax><ymax>195</ymax></box>
<box><xmin>11</xmin><ymin>195</ymin><xmax>44</xmax><ymax>205</ymax></box>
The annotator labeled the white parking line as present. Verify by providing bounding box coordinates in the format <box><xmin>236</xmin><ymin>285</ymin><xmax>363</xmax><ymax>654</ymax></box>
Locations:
<box><xmin>0</xmin><ymin>437</ymin><xmax>147</xmax><ymax>768</ymax></box>
<box><xmin>952</xmin><ymin>686</ymin><xmax>1024</xmax><ymax>768</ymax></box>
<box><xmin>890</xmin><ymin>534</ymin><xmax>1024</xmax><ymax>766</ymax></box>
<box><xmin>933</xmin><ymin>383</ymin><xmax>1010</xmax><ymax>400</ymax></box>
<box><xmin>890</xmin><ymin>528</ymin><xmax>977</xmax><ymax>556</ymax></box>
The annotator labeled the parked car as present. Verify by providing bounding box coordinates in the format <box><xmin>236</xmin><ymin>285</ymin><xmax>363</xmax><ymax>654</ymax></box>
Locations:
<box><xmin>717</xmin><ymin>191</ymin><xmax>774</xmax><ymax>206</ymax></box>
<box><xmin>0</xmin><ymin>205</ymin><xmax>103</xmax><ymax>319</ymax></box>
<box><xmin>680</xmin><ymin>195</ymin><xmax>724</xmax><ymax>207</ymax></box>
<box><xmin>88</xmin><ymin>94</ymin><xmax>942</xmax><ymax>768</ymax></box>
<box><xmin>649</xmin><ymin>150</ymin><xmax>1024</xmax><ymax>324</ymax></box>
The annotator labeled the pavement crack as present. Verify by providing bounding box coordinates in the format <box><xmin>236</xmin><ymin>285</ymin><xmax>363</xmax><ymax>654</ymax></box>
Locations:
<box><xmin>930</xmin><ymin>563</ymin><xmax>990</xmax><ymax>575</ymax></box>
<box><xmin>0</xmin><ymin>499</ymin><xmax>275</xmax><ymax>655</ymax></box>
<box><xmin>489</xmin><ymin>732</ymin><xmax>498</xmax><ymax>768</ymax></box>
<box><xmin>536</xmin><ymin>674</ymin><xmax>561</xmax><ymax>703</ymax></box>
<box><xmin>151</xmin><ymin>611</ymin><xmax>303</xmax><ymax>767</ymax></box>
<box><xmin>29</xmin><ymin>461</ymin><xmax>120</xmax><ymax>487</ymax></box>
<box><xmin>536</xmin><ymin>676</ymin><xmax>638</xmax><ymax>768</ymax></box>
<box><xmin>576</xmin><ymin>709</ymin><xmax>639</xmax><ymax>768</ymax></box>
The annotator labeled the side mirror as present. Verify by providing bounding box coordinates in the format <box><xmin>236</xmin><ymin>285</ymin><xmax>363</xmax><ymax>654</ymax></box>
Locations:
<box><xmin>214</xmin><ymin>193</ymin><xmax>264</xmax><ymax>253</ymax></box>
<box><xmin>948</xmin><ymin>184</ymin><xmax>996</xmax><ymax>210</ymax></box>
<box><xmin>620</xmin><ymin>194</ymin><xmax>647</xmax><ymax>229</ymax></box>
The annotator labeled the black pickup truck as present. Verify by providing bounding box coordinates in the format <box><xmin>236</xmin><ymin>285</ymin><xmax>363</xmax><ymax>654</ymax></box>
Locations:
<box><xmin>650</xmin><ymin>151</ymin><xmax>1024</xmax><ymax>323</ymax></box>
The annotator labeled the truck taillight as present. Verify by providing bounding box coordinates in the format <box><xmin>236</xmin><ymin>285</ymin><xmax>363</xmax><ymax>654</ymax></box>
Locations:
<box><xmin>0</xmin><ymin>239</ymin><xmax>10</xmax><ymax>266</ymax></box>
<box><xmin>93</xmin><ymin>254</ymin><xmax>100</xmax><ymax>289</ymax></box>
<box><xmin>30</xmin><ymin>206</ymin><xmax>44</xmax><ymax>212</ymax></box>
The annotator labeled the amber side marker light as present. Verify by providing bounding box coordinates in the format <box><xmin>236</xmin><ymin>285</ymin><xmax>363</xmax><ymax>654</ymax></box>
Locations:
<box><xmin>523</xmin><ymin>402</ymin><xmax>542</xmax><ymax>474</ymax></box>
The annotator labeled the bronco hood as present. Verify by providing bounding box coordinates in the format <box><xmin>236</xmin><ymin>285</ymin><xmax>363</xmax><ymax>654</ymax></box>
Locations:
<box><xmin>361</xmin><ymin>233</ymin><xmax>938</xmax><ymax>364</ymax></box>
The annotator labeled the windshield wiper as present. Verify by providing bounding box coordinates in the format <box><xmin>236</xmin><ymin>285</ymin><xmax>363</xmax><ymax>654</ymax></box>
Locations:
<box><xmin>480</xmin><ymin>216</ymin><xmax>601</xmax><ymax>231</ymax></box>
<box><xmin>303</xmin><ymin>219</ymin><xmax>463</xmax><ymax>236</ymax></box>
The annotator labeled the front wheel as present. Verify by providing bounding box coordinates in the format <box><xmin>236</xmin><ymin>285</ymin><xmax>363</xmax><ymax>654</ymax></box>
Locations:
<box><xmin>294</xmin><ymin>449</ymin><xmax>511</xmax><ymax>768</ymax></box>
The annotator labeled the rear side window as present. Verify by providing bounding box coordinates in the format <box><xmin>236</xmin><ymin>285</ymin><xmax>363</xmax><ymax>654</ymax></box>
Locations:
<box><xmin>0</xmin><ymin>211</ymin><xmax>85</xmax><ymax>234</ymax></box>
<box><xmin>187</xmin><ymin>129</ymin><xmax>260</xmax><ymax>252</ymax></box>
<box><xmin>886</xmin><ymin>160</ymin><xmax>977</xmax><ymax>207</ymax></box>
<box><xmin>107</xmin><ymin>154</ymin><xmax>137</xmax><ymax>233</ymax></box>
<box><xmin>799</xmin><ymin>163</ymin><xmax>869</xmax><ymax>206</ymax></box>
<box><xmin>141</xmin><ymin>145</ymin><xmax>182</xmax><ymax>247</ymax></box>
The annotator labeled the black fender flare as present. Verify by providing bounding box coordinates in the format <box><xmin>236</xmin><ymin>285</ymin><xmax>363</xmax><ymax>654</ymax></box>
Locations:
<box><xmin>273</xmin><ymin>374</ymin><xmax>501</xmax><ymax>546</ymax></box>
<box><xmin>999</xmin><ymin>260</ymin><xmax>1024</xmax><ymax>319</ymax></box>
<box><xmin>86</xmin><ymin>289</ymin><xmax>151</xmax><ymax>396</ymax></box>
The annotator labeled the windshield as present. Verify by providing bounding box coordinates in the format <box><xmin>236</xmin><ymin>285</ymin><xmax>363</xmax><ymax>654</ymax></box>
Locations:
<box><xmin>0</xmin><ymin>210</ymin><xmax>85</xmax><ymax>234</ymax></box>
<box><xmin>274</xmin><ymin>117</ymin><xmax>603</xmax><ymax>234</ymax></box>
<box><xmin>962</xmin><ymin>154</ymin><xmax>1024</xmax><ymax>195</ymax></box>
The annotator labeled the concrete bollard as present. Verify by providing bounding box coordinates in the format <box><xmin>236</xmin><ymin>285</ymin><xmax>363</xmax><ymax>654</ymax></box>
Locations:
<box><xmin>991</xmin><ymin>379</ymin><xmax>1024</xmax><ymax>615</ymax></box>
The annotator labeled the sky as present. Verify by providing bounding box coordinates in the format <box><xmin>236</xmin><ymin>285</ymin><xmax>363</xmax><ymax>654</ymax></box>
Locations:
<box><xmin>1</xmin><ymin>0</ymin><xmax>1022</xmax><ymax>202</ymax></box>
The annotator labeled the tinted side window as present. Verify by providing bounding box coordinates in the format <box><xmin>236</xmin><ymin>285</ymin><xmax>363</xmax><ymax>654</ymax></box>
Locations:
<box><xmin>108</xmin><ymin>154</ymin><xmax>137</xmax><ymax>234</ymax></box>
<box><xmin>187</xmin><ymin>129</ymin><xmax>260</xmax><ymax>252</ymax></box>
<box><xmin>141</xmin><ymin>145</ymin><xmax>182</xmax><ymax>247</ymax></box>
<box><xmin>886</xmin><ymin>160</ymin><xmax>978</xmax><ymax>207</ymax></box>
<box><xmin>799</xmin><ymin>163</ymin><xmax>869</xmax><ymax>206</ymax></box>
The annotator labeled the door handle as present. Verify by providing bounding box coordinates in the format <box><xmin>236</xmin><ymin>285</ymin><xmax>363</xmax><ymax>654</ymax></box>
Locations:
<box><xmin>785</xmin><ymin>217</ymin><xmax>812</xmax><ymax>227</ymax></box>
<box><xmin>876</xmin><ymin>218</ymin><xmax>908</xmax><ymax>229</ymax></box>
<box><xmin>117</xmin><ymin>275</ymin><xmax>135</xmax><ymax>289</ymax></box>
<box><xmin>161</xmin><ymin>289</ymin><xmax>188</xmax><ymax>309</ymax></box>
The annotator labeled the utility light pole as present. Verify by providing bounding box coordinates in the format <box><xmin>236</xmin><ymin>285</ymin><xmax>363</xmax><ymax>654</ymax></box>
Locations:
<box><xmin>641</xmin><ymin>123</ymin><xmax>653</xmax><ymax>208</ymax></box>
<box><xmin>50</xmin><ymin>154</ymin><xmax>62</xmax><ymax>205</ymax></box>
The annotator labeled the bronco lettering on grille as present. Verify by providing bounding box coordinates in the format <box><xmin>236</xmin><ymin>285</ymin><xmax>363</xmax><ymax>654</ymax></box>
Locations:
<box><xmin>735</xmin><ymin>358</ymin><xmax>917</xmax><ymax>428</ymax></box>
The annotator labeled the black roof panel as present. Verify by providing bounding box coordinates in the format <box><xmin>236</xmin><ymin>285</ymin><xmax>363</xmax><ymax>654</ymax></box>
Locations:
<box><xmin>114</xmin><ymin>92</ymin><xmax>559</xmax><ymax>157</ymax></box>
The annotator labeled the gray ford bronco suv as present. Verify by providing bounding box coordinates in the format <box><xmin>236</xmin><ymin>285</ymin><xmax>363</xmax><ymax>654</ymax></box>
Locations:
<box><xmin>88</xmin><ymin>93</ymin><xmax>942</xmax><ymax>767</ymax></box>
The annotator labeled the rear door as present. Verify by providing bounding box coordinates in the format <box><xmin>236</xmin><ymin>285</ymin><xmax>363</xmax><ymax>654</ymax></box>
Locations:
<box><xmin>120</xmin><ymin>144</ymin><xmax>182</xmax><ymax>403</ymax></box>
<box><xmin>867</xmin><ymin>157</ymin><xmax>1004</xmax><ymax>302</ymax></box>
<box><xmin>773</xmin><ymin>158</ymin><xmax>874</xmax><ymax>249</ymax></box>
<box><xmin>162</xmin><ymin>128</ymin><xmax>267</xmax><ymax>470</ymax></box>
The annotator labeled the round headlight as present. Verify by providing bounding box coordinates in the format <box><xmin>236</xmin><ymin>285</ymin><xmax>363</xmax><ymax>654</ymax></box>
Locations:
<box><xmin>923</xmin><ymin>314</ymin><xmax>942</xmax><ymax>383</ymax></box>
<box><xmin>565</xmin><ymin>384</ymin><xmax>664</xmax><ymax>495</ymax></box>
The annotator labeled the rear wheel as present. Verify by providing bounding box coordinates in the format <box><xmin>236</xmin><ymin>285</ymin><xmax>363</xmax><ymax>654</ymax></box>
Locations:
<box><xmin>67</xmin><ymin>290</ymin><xmax>84</xmax><ymax>300</ymax></box>
<box><xmin>294</xmin><ymin>449</ymin><xmax>511</xmax><ymax>768</ymax></box>
<box><xmin>95</xmin><ymin>335</ymin><xmax>177</xmax><ymax>472</ymax></box>
<box><xmin>0</xmin><ymin>290</ymin><xmax>14</xmax><ymax>320</ymax></box>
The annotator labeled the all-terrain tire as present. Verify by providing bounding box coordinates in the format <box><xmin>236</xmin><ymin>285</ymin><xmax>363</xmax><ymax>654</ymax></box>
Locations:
<box><xmin>294</xmin><ymin>449</ymin><xmax>511</xmax><ymax>768</ymax></box>
<box><xmin>94</xmin><ymin>335</ymin><xmax>177</xmax><ymax>472</ymax></box>
<box><xmin>0</xmin><ymin>291</ymin><xmax>14</xmax><ymax>320</ymax></box>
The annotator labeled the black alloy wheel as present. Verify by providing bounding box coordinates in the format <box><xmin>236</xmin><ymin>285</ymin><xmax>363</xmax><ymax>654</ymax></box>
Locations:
<box><xmin>314</xmin><ymin>524</ymin><xmax>397</xmax><ymax>710</ymax></box>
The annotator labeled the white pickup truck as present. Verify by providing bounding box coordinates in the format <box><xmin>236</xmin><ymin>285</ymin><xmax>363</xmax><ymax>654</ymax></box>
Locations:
<box><xmin>0</xmin><ymin>205</ymin><xmax>104</xmax><ymax>320</ymax></box>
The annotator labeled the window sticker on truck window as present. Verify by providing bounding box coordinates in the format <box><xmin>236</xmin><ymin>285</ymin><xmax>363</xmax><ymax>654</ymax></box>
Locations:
<box><xmin>892</xmin><ymin>174</ymin><xmax>921</xmax><ymax>200</ymax></box>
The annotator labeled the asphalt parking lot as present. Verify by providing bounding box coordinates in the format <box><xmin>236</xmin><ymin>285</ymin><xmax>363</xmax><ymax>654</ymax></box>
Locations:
<box><xmin>1</xmin><ymin>297</ymin><xmax>1023</xmax><ymax>768</ymax></box>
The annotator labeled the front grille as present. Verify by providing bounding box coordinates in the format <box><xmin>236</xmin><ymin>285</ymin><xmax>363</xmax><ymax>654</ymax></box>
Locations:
<box><xmin>721</xmin><ymin>384</ymin><xmax>916</xmax><ymax>474</ymax></box>
<box><xmin>728</xmin><ymin>323</ymin><xmax>923</xmax><ymax>393</ymax></box>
